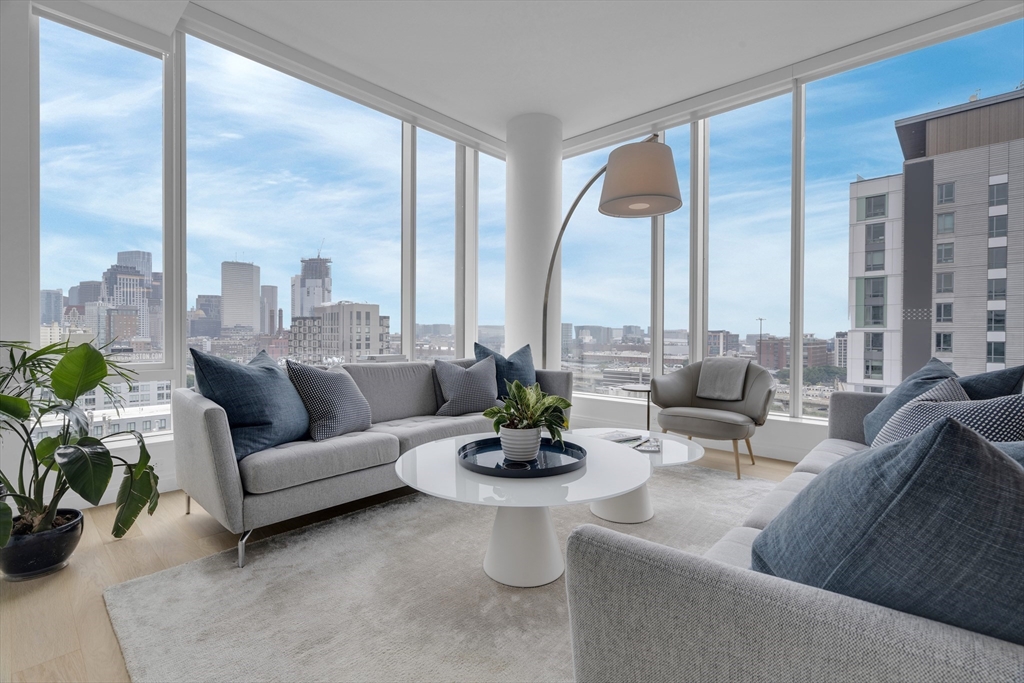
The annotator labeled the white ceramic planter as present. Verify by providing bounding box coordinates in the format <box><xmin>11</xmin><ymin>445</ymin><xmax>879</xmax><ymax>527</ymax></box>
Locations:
<box><xmin>499</xmin><ymin>426</ymin><xmax>542</xmax><ymax>461</ymax></box>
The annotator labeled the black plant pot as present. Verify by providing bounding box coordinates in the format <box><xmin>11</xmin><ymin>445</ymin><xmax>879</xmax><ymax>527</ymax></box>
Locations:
<box><xmin>0</xmin><ymin>509</ymin><xmax>84</xmax><ymax>581</ymax></box>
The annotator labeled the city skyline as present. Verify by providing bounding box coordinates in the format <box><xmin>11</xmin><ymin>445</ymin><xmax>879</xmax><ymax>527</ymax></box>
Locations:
<box><xmin>38</xmin><ymin>17</ymin><xmax>1023</xmax><ymax>342</ymax></box>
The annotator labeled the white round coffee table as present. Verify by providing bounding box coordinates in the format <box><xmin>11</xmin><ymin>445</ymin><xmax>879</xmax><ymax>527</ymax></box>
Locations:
<box><xmin>569</xmin><ymin>428</ymin><xmax>705</xmax><ymax>524</ymax></box>
<box><xmin>394</xmin><ymin>433</ymin><xmax>651</xmax><ymax>588</ymax></box>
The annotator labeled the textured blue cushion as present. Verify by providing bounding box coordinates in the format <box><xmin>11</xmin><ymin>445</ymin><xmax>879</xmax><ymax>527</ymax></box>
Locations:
<box><xmin>474</xmin><ymin>343</ymin><xmax>537</xmax><ymax>399</ymax></box>
<box><xmin>862</xmin><ymin>358</ymin><xmax>956</xmax><ymax>444</ymax></box>
<box><xmin>752</xmin><ymin>418</ymin><xmax>1024</xmax><ymax>645</ymax></box>
<box><xmin>191</xmin><ymin>349</ymin><xmax>309</xmax><ymax>460</ymax></box>
<box><xmin>958</xmin><ymin>364</ymin><xmax>1024</xmax><ymax>400</ymax></box>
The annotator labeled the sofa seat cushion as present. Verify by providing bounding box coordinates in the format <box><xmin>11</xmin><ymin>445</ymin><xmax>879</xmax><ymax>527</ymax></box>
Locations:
<box><xmin>751</xmin><ymin>417</ymin><xmax>1024</xmax><ymax>646</ymax></box>
<box><xmin>703</xmin><ymin>526</ymin><xmax>762</xmax><ymax>568</ymax></box>
<box><xmin>657</xmin><ymin>407</ymin><xmax>755</xmax><ymax>441</ymax></box>
<box><xmin>239</xmin><ymin>431</ymin><xmax>400</xmax><ymax>494</ymax></box>
<box><xmin>369</xmin><ymin>414</ymin><xmax>493</xmax><ymax>453</ymax></box>
<box><xmin>792</xmin><ymin>438</ymin><xmax>867</xmax><ymax>475</ymax></box>
<box><xmin>741</xmin><ymin>472</ymin><xmax>817</xmax><ymax>529</ymax></box>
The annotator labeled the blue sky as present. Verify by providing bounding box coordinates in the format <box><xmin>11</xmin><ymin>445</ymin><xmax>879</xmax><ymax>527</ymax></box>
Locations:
<box><xmin>40</xmin><ymin>18</ymin><xmax>1023</xmax><ymax>340</ymax></box>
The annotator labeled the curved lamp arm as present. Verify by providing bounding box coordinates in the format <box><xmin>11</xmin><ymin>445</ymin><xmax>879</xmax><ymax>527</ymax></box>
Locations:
<box><xmin>540</xmin><ymin>134</ymin><xmax>658</xmax><ymax>368</ymax></box>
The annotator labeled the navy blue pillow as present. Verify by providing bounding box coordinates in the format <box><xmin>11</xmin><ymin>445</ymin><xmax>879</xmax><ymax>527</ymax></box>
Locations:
<box><xmin>474</xmin><ymin>343</ymin><xmax>537</xmax><ymax>399</ymax></box>
<box><xmin>191</xmin><ymin>349</ymin><xmax>309</xmax><ymax>460</ymax></box>
<box><xmin>959</xmin><ymin>364</ymin><xmax>1024</xmax><ymax>400</ymax></box>
<box><xmin>752</xmin><ymin>418</ymin><xmax>1024</xmax><ymax>645</ymax></box>
<box><xmin>995</xmin><ymin>441</ymin><xmax>1024</xmax><ymax>466</ymax></box>
<box><xmin>862</xmin><ymin>358</ymin><xmax>955</xmax><ymax>444</ymax></box>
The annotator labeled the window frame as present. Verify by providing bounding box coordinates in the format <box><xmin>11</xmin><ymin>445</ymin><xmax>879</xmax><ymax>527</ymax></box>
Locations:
<box><xmin>936</xmin><ymin>182</ymin><xmax>955</xmax><ymax>205</ymax></box>
<box><xmin>936</xmin><ymin>272</ymin><xmax>954</xmax><ymax>294</ymax></box>
<box><xmin>935</xmin><ymin>302</ymin><xmax>952</xmax><ymax>323</ymax></box>
<box><xmin>988</xmin><ymin>278</ymin><xmax>1007</xmax><ymax>301</ymax></box>
<box><xmin>936</xmin><ymin>242</ymin><xmax>954</xmax><ymax>264</ymax></box>
<box><xmin>987</xmin><ymin>341</ymin><xmax>1006</xmax><ymax>364</ymax></box>
<box><xmin>987</xmin><ymin>310</ymin><xmax>1006</xmax><ymax>332</ymax></box>
<box><xmin>988</xmin><ymin>183</ymin><xmax>1008</xmax><ymax>207</ymax></box>
<box><xmin>936</xmin><ymin>212</ymin><xmax>954</xmax><ymax>234</ymax></box>
<box><xmin>989</xmin><ymin>214</ymin><xmax>1008</xmax><ymax>237</ymax></box>
<box><xmin>865</xmin><ymin>250</ymin><xmax>885</xmax><ymax>271</ymax></box>
<box><xmin>934</xmin><ymin>332</ymin><xmax>952</xmax><ymax>353</ymax></box>
<box><xmin>989</xmin><ymin>246</ymin><xmax>1008</xmax><ymax>270</ymax></box>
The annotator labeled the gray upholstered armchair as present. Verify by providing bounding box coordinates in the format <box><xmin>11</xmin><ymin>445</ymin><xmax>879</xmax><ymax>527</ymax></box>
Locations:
<box><xmin>651</xmin><ymin>358</ymin><xmax>776</xmax><ymax>478</ymax></box>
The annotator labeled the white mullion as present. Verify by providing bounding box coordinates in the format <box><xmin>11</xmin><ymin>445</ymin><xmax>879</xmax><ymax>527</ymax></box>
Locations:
<box><xmin>401</xmin><ymin>123</ymin><xmax>417</xmax><ymax>360</ymax></box>
<box><xmin>689</xmin><ymin>120</ymin><xmax>709</xmax><ymax>364</ymax></box>
<box><xmin>454</xmin><ymin>145</ymin><xmax>479</xmax><ymax>359</ymax></box>
<box><xmin>165</xmin><ymin>30</ymin><xmax>187</xmax><ymax>390</ymax></box>
<box><xmin>790</xmin><ymin>83</ymin><xmax>805</xmax><ymax>417</ymax></box>
<box><xmin>650</xmin><ymin>130</ymin><xmax>666</xmax><ymax>380</ymax></box>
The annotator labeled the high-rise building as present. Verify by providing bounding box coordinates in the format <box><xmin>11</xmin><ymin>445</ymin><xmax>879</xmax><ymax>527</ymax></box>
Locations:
<box><xmin>834</xmin><ymin>331</ymin><xmax>848</xmax><ymax>369</ymax></box>
<box><xmin>561</xmin><ymin>322</ymin><xmax>574</xmax><ymax>358</ymax></box>
<box><xmin>803</xmin><ymin>335</ymin><xmax>829</xmax><ymax>368</ymax></box>
<box><xmin>196</xmin><ymin>294</ymin><xmax>221</xmax><ymax>321</ymax></box>
<box><xmin>847</xmin><ymin>90</ymin><xmax>1022</xmax><ymax>393</ymax></box>
<box><xmin>117</xmin><ymin>251</ymin><xmax>153</xmax><ymax>285</ymax></box>
<box><xmin>289</xmin><ymin>301</ymin><xmax>389</xmax><ymax>363</ymax></box>
<box><xmin>291</xmin><ymin>256</ymin><xmax>332</xmax><ymax>319</ymax></box>
<box><xmin>40</xmin><ymin>289</ymin><xmax>63</xmax><ymax>325</ymax></box>
<box><xmin>757</xmin><ymin>336</ymin><xmax>790</xmax><ymax>371</ymax></box>
<box><xmin>69</xmin><ymin>280</ymin><xmax>102</xmax><ymax>306</ymax></box>
<box><xmin>261</xmin><ymin>285</ymin><xmax>278</xmax><ymax>335</ymax></box>
<box><xmin>221</xmin><ymin>261</ymin><xmax>261</xmax><ymax>332</ymax></box>
<box><xmin>574</xmin><ymin>325</ymin><xmax>614</xmax><ymax>345</ymax></box>
<box><xmin>707</xmin><ymin>330</ymin><xmax>739</xmax><ymax>357</ymax></box>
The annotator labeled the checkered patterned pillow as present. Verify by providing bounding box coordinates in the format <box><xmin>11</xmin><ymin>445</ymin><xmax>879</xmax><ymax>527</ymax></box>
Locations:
<box><xmin>872</xmin><ymin>377</ymin><xmax>1024</xmax><ymax>446</ymax></box>
<box><xmin>435</xmin><ymin>356</ymin><xmax>499</xmax><ymax>417</ymax></box>
<box><xmin>285</xmin><ymin>361</ymin><xmax>372</xmax><ymax>441</ymax></box>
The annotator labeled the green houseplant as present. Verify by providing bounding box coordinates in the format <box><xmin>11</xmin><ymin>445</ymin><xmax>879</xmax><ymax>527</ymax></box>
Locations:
<box><xmin>0</xmin><ymin>340</ymin><xmax>159</xmax><ymax>579</ymax></box>
<box><xmin>483</xmin><ymin>380</ymin><xmax>571</xmax><ymax>461</ymax></box>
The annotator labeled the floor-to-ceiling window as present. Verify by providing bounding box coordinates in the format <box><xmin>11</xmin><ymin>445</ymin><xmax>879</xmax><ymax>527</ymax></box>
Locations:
<box><xmin>37</xmin><ymin>18</ymin><xmax>168</xmax><ymax>438</ymax></box>
<box><xmin>186</xmin><ymin>36</ymin><xmax>402</xmax><ymax>373</ymax></box>
<box><xmin>805</xmin><ymin>19</ymin><xmax>1024</xmax><ymax>415</ymax></box>
<box><xmin>562</xmin><ymin>142</ymin><xmax>651</xmax><ymax>396</ymax></box>
<box><xmin>708</xmin><ymin>94</ymin><xmax>792</xmax><ymax>413</ymax></box>
<box><xmin>663</xmin><ymin>126</ymin><xmax>691</xmax><ymax>374</ymax></box>
<box><xmin>478</xmin><ymin>153</ymin><xmax>506</xmax><ymax>354</ymax></box>
<box><xmin>415</xmin><ymin>130</ymin><xmax>456</xmax><ymax>361</ymax></box>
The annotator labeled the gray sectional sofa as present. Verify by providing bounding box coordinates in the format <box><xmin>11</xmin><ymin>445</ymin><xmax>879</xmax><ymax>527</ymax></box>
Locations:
<box><xmin>172</xmin><ymin>360</ymin><xmax>571</xmax><ymax>566</ymax></box>
<box><xmin>565</xmin><ymin>391</ymin><xmax>1024</xmax><ymax>682</ymax></box>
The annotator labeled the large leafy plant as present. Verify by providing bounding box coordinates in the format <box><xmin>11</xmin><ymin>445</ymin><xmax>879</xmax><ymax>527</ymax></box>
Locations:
<box><xmin>483</xmin><ymin>380</ymin><xmax>572</xmax><ymax>443</ymax></box>
<box><xmin>0</xmin><ymin>341</ymin><xmax>159</xmax><ymax>548</ymax></box>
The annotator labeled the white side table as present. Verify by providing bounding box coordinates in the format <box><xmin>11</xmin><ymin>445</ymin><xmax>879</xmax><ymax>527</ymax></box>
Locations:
<box><xmin>395</xmin><ymin>433</ymin><xmax>652</xmax><ymax>588</ymax></box>
<box><xmin>569</xmin><ymin>428</ymin><xmax>705</xmax><ymax>524</ymax></box>
<box><xmin>619</xmin><ymin>383</ymin><xmax>653</xmax><ymax>429</ymax></box>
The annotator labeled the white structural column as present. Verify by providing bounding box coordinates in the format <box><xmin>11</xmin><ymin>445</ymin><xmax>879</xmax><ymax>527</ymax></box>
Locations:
<box><xmin>505</xmin><ymin>113</ymin><xmax>563</xmax><ymax>367</ymax></box>
<box><xmin>689</xmin><ymin>120</ymin><xmax>710</xmax><ymax>363</ymax></box>
<box><xmin>790</xmin><ymin>83</ymin><xmax>805</xmax><ymax>416</ymax></box>
<box><xmin>0</xmin><ymin>1</ymin><xmax>38</xmax><ymax>346</ymax></box>
<box><xmin>401</xmin><ymin>123</ymin><xmax>417</xmax><ymax>360</ymax></box>
<box><xmin>455</xmin><ymin>144</ymin><xmax>479</xmax><ymax>358</ymax></box>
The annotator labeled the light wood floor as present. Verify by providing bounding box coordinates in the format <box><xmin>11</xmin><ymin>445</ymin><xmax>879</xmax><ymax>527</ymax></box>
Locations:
<box><xmin>0</xmin><ymin>449</ymin><xmax>794</xmax><ymax>683</ymax></box>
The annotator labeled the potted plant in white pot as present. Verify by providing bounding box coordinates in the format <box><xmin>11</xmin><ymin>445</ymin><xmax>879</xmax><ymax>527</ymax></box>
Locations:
<box><xmin>483</xmin><ymin>380</ymin><xmax>572</xmax><ymax>461</ymax></box>
<box><xmin>0</xmin><ymin>340</ymin><xmax>159</xmax><ymax>580</ymax></box>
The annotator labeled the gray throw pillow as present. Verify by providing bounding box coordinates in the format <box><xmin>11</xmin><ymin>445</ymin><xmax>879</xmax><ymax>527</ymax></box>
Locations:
<box><xmin>191</xmin><ymin>349</ymin><xmax>309</xmax><ymax>460</ymax></box>
<box><xmin>872</xmin><ymin>378</ymin><xmax>1024</xmax><ymax>446</ymax></box>
<box><xmin>435</xmin><ymin>356</ymin><xmax>499</xmax><ymax>416</ymax></box>
<box><xmin>751</xmin><ymin>418</ymin><xmax>1024</xmax><ymax>646</ymax></box>
<box><xmin>286</xmin><ymin>361</ymin><xmax>372</xmax><ymax>441</ymax></box>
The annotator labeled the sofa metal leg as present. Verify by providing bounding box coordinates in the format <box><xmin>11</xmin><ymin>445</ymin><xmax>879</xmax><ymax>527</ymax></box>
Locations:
<box><xmin>732</xmin><ymin>440</ymin><xmax>741</xmax><ymax>479</ymax></box>
<box><xmin>185</xmin><ymin>495</ymin><xmax>191</xmax><ymax>515</ymax></box>
<box><xmin>744</xmin><ymin>438</ymin><xmax>756</xmax><ymax>465</ymax></box>
<box><xmin>237</xmin><ymin>529</ymin><xmax>253</xmax><ymax>568</ymax></box>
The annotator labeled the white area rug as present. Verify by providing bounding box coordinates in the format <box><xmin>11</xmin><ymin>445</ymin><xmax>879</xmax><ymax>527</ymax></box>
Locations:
<box><xmin>104</xmin><ymin>466</ymin><xmax>775</xmax><ymax>682</ymax></box>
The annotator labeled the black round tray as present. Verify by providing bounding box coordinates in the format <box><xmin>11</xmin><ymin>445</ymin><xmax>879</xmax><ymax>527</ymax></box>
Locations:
<box><xmin>457</xmin><ymin>437</ymin><xmax>587</xmax><ymax>478</ymax></box>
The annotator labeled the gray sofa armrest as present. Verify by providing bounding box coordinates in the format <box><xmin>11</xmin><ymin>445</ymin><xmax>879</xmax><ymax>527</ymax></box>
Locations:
<box><xmin>651</xmin><ymin>365</ymin><xmax>698</xmax><ymax>409</ymax></box>
<box><xmin>171</xmin><ymin>388</ymin><xmax>245</xmax><ymax>533</ymax></box>
<box><xmin>566</xmin><ymin>525</ymin><xmax>1023</xmax><ymax>683</ymax></box>
<box><xmin>827</xmin><ymin>391</ymin><xmax>885</xmax><ymax>443</ymax></box>
<box><xmin>536</xmin><ymin>369</ymin><xmax>572</xmax><ymax>401</ymax></box>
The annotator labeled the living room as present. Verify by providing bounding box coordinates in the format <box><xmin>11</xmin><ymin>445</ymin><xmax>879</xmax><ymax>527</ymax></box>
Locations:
<box><xmin>1</xmin><ymin>1</ymin><xmax>1022</xmax><ymax>681</ymax></box>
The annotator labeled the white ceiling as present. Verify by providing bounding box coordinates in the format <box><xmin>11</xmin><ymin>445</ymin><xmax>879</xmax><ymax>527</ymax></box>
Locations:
<box><xmin>86</xmin><ymin>0</ymin><xmax>980</xmax><ymax>141</ymax></box>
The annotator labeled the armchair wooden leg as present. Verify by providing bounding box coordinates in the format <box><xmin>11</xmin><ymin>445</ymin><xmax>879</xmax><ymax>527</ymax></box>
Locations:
<box><xmin>732</xmin><ymin>440</ymin><xmax>741</xmax><ymax>479</ymax></box>
<box><xmin>687</xmin><ymin>435</ymin><xmax>692</xmax><ymax>440</ymax></box>
<box><xmin>745</xmin><ymin>438</ymin><xmax>756</xmax><ymax>465</ymax></box>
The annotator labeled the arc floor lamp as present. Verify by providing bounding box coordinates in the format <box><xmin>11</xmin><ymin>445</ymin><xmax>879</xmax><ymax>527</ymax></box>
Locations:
<box><xmin>541</xmin><ymin>134</ymin><xmax>684</xmax><ymax>367</ymax></box>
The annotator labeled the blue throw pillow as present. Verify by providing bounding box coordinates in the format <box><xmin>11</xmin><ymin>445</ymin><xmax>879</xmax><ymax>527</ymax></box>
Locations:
<box><xmin>995</xmin><ymin>441</ymin><xmax>1024</xmax><ymax>466</ymax></box>
<box><xmin>862</xmin><ymin>358</ymin><xmax>955</xmax><ymax>444</ymax></box>
<box><xmin>474</xmin><ymin>343</ymin><xmax>537</xmax><ymax>399</ymax></box>
<box><xmin>958</xmin><ymin>364</ymin><xmax>1024</xmax><ymax>400</ymax></box>
<box><xmin>191</xmin><ymin>349</ymin><xmax>309</xmax><ymax>460</ymax></box>
<box><xmin>751</xmin><ymin>418</ymin><xmax>1024</xmax><ymax>645</ymax></box>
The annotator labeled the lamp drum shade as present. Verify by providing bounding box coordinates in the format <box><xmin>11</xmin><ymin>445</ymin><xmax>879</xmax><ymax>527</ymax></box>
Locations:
<box><xmin>598</xmin><ymin>141</ymin><xmax>682</xmax><ymax>217</ymax></box>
